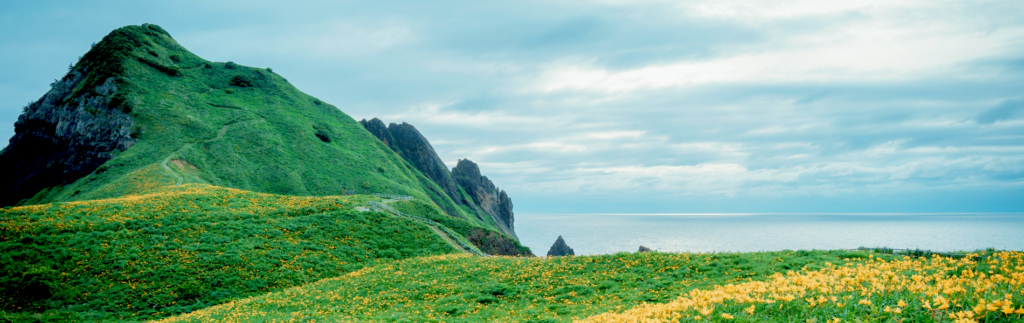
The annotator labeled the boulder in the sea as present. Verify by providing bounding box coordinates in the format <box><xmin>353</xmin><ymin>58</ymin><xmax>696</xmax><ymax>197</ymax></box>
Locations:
<box><xmin>638</xmin><ymin>245</ymin><xmax>652</xmax><ymax>253</ymax></box>
<box><xmin>546</xmin><ymin>235</ymin><xmax>575</xmax><ymax>257</ymax></box>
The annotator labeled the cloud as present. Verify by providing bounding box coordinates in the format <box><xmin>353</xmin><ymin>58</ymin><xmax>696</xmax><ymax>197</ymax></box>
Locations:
<box><xmin>536</xmin><ymin>25</ymin><xmax>1024</xmax><ymax>93</ymax></box>
<box><xmin>976</xmin><ymin>100</ymin><xmax>1024</xmax><ymax>124</ymax></box>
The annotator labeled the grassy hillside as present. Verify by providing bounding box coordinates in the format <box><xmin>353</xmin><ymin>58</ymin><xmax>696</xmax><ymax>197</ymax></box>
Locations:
<box><xmin>157</xmin><ymin>250</ymin><xmax>1024</xmax><ymax>322</ymax></box>
<box><xmin>392</xmin><ymin>199</ymin><xmax>532</xmax><ymax>256</ymax></box>
<box><xmin>0</xmin><ymin>184</ymin><xmax>476</xmax><ymax>322</ymax></box>
<box><xmin>13</xmin><ymin>24</ymin><xmax>495</xmax><ymax>230</ymax></box>
<box><xmin>155</xmin><ymin>250</ymin><xmax>896</xmax><ymax>322</ymax></box>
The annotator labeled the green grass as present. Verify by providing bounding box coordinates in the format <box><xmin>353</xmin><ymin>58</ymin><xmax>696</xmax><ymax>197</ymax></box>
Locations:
<box><xmin>18</xmin><ymin>24</ymin><xmax>496</xmax><ymax>230</ymax></box>
<box><xmin>156</xmin><ymin>250</ymin><xmax>884</xmax><ymax>322</ymax></box>
<box><xmin>392</xmin><ymin>199</ymin><xmax>532</xmax><ymax>256</ymax></box>
<box><xmin>0</xmin><ymin>184</ymin><xmax>467</xmax><ymax>322</ymax></box>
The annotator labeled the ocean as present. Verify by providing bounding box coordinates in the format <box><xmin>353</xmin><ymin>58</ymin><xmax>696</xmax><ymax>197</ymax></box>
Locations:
<box><xmin>515</xmin><ymin>213</ymin><xmax>1024</xmax><ymax>256</ymax></box>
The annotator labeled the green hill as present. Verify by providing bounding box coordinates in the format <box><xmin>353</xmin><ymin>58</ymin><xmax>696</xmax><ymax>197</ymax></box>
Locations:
<box><xmin>0</xmin><ymin>24</ymin><xmax>499</xmax><ymax>233</ymax></box>
<box><xmin>0</xmin><ymin>23</ymin><xmax>531</xmax><ymax>322</ymax></box>
<box><xmin>0</xmin><ymin>184</ymin><xmax>505</xmax><ymax>322</ymax></box>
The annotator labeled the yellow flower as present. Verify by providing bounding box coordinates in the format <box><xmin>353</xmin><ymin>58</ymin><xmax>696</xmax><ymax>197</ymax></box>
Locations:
<box><xmin>743</xmin><ymin>305</ymin><xmax>755</xmax><ymax>315</ymax></box>
<box><xmin>897</xmin><ymin>300</ymin><xmax>907</xmax><ymax>307</ymax></box>
<box><xmin>720</xmin><ymin>313</ymin><xmax>734</xmax><ymax>319</ymax></box>
<box><xmin>859</xmin><ymin>299</ymin><xmax>871</xmax><ymax>306</ymax></box>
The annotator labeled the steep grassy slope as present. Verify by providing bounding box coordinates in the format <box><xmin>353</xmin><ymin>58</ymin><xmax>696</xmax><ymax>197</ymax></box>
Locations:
<box><xmin>2</xmin><ymin>24</ymin><xmax>491</xmax><ymax>230</ymax></box>
<box><xmin>155</xmin><ymin>250</ymin><xmax>891</xmax><ymax>322</ymax></box>
<box><xmin>0</xmin><ymin>184</ymin><xmax>470</xmax><ymax>322</ymax></box>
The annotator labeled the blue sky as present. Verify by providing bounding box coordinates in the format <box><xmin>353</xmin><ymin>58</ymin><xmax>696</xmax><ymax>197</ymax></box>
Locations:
<box><xmin>1</xmin><ymin>1</ymin><xmax>1022</xmax><ymax>213</ymax></box>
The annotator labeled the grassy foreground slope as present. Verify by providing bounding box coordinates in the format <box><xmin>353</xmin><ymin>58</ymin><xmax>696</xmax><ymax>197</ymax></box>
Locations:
<box><xmin>583</xmin><ymin>250</ymin><xmax>1024</xmax><ymax>323</ymax></box>
<box><xmin>0</xmin><ymin>184</ymin><xmax>480</xmax><ymax>322</ymax></box>
<box><xmin>158</xmin><ymin>250</ymin><xmax>889</xmax><ymax>322</ymax></box>
<box><xmin>16</xmin><ymin>24</ymin><xmax>494</xmax><ymax>230</ymax></box>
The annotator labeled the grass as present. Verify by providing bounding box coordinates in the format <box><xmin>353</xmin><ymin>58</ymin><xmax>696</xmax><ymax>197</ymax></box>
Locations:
<box><xmin>155</xmin><ymin>250</ymin><xmax>885</xmax><ymax>322</ymax></box>
<box><xmin>0</xmin><ymin>184</ymin><xmax>492</xmax><ymax>322</ymax></box>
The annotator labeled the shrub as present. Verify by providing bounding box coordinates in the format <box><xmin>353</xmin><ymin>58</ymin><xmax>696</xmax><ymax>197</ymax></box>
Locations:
<box><xmin>229</xmin><ymin>75</ymin><xmax>253</xmax><ymax>87</ymax></box>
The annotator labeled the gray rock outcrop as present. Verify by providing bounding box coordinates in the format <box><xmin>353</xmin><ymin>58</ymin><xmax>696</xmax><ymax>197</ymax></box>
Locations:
<box><xmin>358</xmin><ymin>118</ymin><xmax>395</xmax><ymax>151</ymax></box>
<box><xmin>0</xmin><ymin>71</ymin><xmax>134</xmax><ymax>206</ymax></box>
<box><xmin>359</xmin><ymin>118</ymin><xmax>518</xmax><ymax>239</ymax></box>
<box><xmin>546</xmin><ymin>235</ymin><xmax>575</xmax><ymax>257</ymax></box>
<box><xmin>452</xmin><ymin>159</ymin><xmax>516</xmax><ymax>238</ymax></box>
<box><xmin>638</xmin><ymin>245</ymin><xmax>652</xmax><ymax>253</ymax></box>
<box><xmin>385</xmin><ymin>122</ymin><xmax>465</xmax><ymax>206</ymax></box>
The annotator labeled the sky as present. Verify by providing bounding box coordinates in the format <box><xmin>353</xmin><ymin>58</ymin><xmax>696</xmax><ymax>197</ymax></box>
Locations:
<box><xmin>1</xmin><ymin>1</ymin><xmax>1022</xmax><ymax>214</ymax></box>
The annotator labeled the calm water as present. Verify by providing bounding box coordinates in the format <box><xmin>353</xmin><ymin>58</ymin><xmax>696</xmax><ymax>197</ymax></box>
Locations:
<box><xmin>515</xmin><ymin>213</ymin><xmax>1024</xmax><ymax>256</ymax></box>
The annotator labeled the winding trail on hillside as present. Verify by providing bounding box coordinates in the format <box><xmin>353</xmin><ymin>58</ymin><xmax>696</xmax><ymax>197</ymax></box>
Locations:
<box><xmin>159</xmin><ymin>118</ymin><xmax>262</xmax><ymax>186</ymax></box>
<box><xmin>160</xmin><ymin>153</ymin><xmax>185</xmax><ymax>186</ymax></box>
<box><xmin>429</xmin><ymin>225</ymin><xmax>471</xmax><ymax>254</ymax></box>
<box><xmin>370</xmin><ymin>199</ymin><xmax>487</xmax><ymax>256</ymax></box>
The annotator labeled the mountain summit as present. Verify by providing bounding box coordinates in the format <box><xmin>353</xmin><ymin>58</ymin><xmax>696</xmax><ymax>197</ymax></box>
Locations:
<box><xmin>0</xmin><ymin>24</ymin><xmax>519</xmax><ymax>239</ymax></box>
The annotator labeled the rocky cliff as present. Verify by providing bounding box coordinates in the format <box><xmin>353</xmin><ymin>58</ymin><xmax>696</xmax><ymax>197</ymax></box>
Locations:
<box><xmin>358</xmin><ymin>118</ymin><xmax>395</xmax><ymax>149</ymax></box>
<box><xmin>0</xmin><ymin>69</ymin><xmax>134</xmax><ymax>206</ymax></box>
<box><xmin>359</xmin><ymin>118</ymin><xmax>464</xmax><ymax>217</ymax></box>
<box><xmin>451</xmin><ymin>159</ymin><xmax>516</xmax><ymax>239</ymax></box>
<box><xmin>360</xmin><ymin>119</ymin><xmax>518</xmax><ymax>239</ymax></box>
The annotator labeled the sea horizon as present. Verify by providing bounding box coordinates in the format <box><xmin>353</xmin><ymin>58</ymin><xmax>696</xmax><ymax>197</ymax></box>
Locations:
<box><xmin>516</xmin><ymin>212</ymin><xmax>1024</xmax><ymax>256</ymax></box>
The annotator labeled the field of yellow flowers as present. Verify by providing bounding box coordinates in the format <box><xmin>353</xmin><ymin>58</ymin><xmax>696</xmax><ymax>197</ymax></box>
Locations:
<box><xmin>582</xmin><ymin>251</ymin><xmax>1024</xmax><ymax>322</ymax></box>
<box><xmin>0</xmin><ymin>184</ymin><xmax>474</xmax><ymax>322</ymax></box>
<box><xmin>157</xmin><ymin>249</ymin><xmax>889</xmax><ymax>322</ymax></box>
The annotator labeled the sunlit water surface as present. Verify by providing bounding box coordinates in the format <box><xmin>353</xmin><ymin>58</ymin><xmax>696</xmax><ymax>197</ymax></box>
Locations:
<box><xmin>515</xmin><ymin>213</ymin><xmax>1024</xmax><ymax>256</ymax></box>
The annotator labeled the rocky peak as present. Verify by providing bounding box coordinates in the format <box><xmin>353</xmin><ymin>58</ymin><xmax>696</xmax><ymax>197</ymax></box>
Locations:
<box><xmin>358</xmin><ymin>118</ymin><xmax>394</xmax><ymax>149</ymax></box>
<box><xmin>452</xmin><ymin>159</ymin><xmax>516</xmax><ymax>239</ymax></box>
<box><xmin>359</xmin><ymin>119</ymin><xmax>520</xmax><ymax>239</ymax></box>
<box><xmin>358</xmin><ymin>119</ymin><xmax>465</xmax><ymax>216</ymax></box>
<box><xmin>546</xmin><ymin>235</ymin><xmax>575</xmax><ymax>257</ymax></box>
<box><xmin>385</xmin><ymin>122</ymin><xmax>464</xmax><ymax>206</ymax></box>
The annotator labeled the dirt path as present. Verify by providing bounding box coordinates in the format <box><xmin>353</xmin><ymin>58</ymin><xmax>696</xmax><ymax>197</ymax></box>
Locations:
<box><xmin>429</xmin><ymin>225</ymin><xmax>471</xmax><ymax>254</ymax></box>
<box><xmin>159</xmin><ymin>119</ymin><xmax>261</xmax><ymax>186</ymax></box>
<box><xmin>160</xmin><ymin>153</ymin><xmax>185</xmax><ymax>186</ymax></box>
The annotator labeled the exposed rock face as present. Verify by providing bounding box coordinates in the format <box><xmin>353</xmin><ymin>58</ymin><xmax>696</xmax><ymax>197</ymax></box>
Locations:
<box><xmin>359</xmin><ymin>119</ymin><xmax>519</xmax><ymax>239</ymax></box>
<box><xmin>638</xmin><ymin>245</ymin><xmax>652</xmax><ymax>253</ymax></box>
<box><xmin>467</xmin><ymin>228</ymin><xmax>534</xmax><ymax>257</ymax></box>
<box><xmin>452</xmin><ymin>159</ymin><xmax>516</xmax><ymax>238</ymax></box>
<box><xmin>0</xmin><ymin>71</ymin><xmax>134</xmax><ymax>206</ymax></box>
<box><xmin>358</xmin><ymin>118</ymin><xmax>394</xmax><ymax>148</ymax></box>
<box><xmin>359</xmin><ymin>118</ymin><xmax>464</xmax><ymax>216</ymax></box>
<box><xmin>546</xmin><ymin>235</ymin><xmax>575</xmax><ymax>257</ymax></box>
<box><xmin>385</xmin><ymin>122</ymin><xmax>464</xmax><ymax>206</ymax></box>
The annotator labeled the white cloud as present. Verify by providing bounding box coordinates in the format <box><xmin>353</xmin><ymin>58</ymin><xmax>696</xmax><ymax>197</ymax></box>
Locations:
<box><xmin>537</xmin><ymin>1</ymin><xmax>1024</xmax><ymax>94</ymax></box>
<box><xmin>680</xmin><ymin>0</ymin><xmax>930</xmax><ymax>19</ymax></box>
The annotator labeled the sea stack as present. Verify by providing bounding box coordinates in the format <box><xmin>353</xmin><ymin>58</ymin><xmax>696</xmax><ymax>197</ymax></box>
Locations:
<box><xmin>547</xmin><ymin>235</ymin><xmax>575</xmax><ymax>257</ymax></box>
<box><xmin>638</xmin><ymin>245</ymin><xmax>652</xmax><ymax>253</ymax></box>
